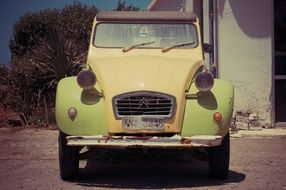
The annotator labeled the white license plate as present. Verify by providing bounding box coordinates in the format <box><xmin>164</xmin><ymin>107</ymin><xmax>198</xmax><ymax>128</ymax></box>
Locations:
<box><xmin>122</xmin><ymin>117</ymin><xmax>164</xmax><ymax>130</ymax></box>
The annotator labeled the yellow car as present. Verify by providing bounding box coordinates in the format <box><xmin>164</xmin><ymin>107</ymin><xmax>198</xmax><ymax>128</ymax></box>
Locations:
<box><xmin>56</xmin><ymin>11</ymin><xmax>234</xmax><ymax>180</ymax></box>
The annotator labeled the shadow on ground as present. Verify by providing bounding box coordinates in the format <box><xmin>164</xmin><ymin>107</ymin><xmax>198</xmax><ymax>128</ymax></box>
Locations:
<box><xmin>74</xmin><ymin>149</ymin><xmax>245</xmax><ymax>189</ymax></box>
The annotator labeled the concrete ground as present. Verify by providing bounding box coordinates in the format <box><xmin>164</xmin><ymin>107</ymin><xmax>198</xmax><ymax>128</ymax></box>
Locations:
<box><xmin>1</xmin><ymin>126</ymin><xmax>286</xmax><ymax>190</ymax></box>
<box><xmin>231</xmin><ymin>126</ymin><xmax>286</xmax><ymax>138</ymax></box>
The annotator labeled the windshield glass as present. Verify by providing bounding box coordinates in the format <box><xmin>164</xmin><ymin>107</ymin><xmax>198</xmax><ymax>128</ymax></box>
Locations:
<box><xmin>94</xmin><ymin>23</ymin><xmax>198</xmax><ymax>49</ymax></box>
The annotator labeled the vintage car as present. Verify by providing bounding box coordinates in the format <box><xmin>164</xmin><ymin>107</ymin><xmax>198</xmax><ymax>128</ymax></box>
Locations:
<box><xmin>56</xmin><ymin>11</ymin><xmax>234</xmax><ymax>180</ymax></box>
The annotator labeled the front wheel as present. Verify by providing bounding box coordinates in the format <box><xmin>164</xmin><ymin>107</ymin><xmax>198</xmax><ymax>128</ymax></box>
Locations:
<box><xmin>58</xmin><ymin>131</ymin><xmax>79</xmax><ymax>180</ymax></box>
<box><xmin>208</xmin><ymin>133</ymin><xmax>230</xmax><ymax>179</ymax></box>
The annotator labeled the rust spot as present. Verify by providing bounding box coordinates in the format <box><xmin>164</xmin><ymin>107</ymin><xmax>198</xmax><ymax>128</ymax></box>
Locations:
<box><xmin>103</xmin><ymin>136</ymin><xmax>111</xmax><ymax>143</ymax></box>
<box><xmin>126</xmin><ymin>136</ymin><xmax>151</xmax><ymax>140</ymax></box>
<box><xmin>71</xmin><ymin>136</ymin><xmax>84</xmax><ymax>140</ymax></box>
<box><xmin>180</xmin><ymin>138</ymin><xmax>192</xmax><ymax>144</ymax></box>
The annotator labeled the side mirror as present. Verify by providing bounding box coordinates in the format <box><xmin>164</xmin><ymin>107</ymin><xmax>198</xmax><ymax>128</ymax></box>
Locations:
<box><xmin>203</xmin><ymin>43</ymin><xmax>213</xmax><ymax>53</ymax></box>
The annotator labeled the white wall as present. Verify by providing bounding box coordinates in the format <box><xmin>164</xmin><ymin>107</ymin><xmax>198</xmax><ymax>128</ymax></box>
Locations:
<box><xmin>218</xmin><ymin>0</ymin><xmax>273</xmax><ymax>124</ymax></box>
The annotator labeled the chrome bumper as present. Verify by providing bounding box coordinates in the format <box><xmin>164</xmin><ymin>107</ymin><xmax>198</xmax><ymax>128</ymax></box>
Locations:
<box><xmin>66</xmin><ymin>135</ymin><xmax>222</xmax><ymax>148</ymax></box>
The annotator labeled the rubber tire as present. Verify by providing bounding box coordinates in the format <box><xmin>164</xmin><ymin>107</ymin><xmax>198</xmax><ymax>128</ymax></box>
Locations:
<box><xmin>58</xmin><ymin>131</ymin><xmax>79</xmax><ymax>181</ymax></box>
<box><xmin>208</xmin><ymin>133</ymin><xmax>230</xmax><ymax>179</ymax></box>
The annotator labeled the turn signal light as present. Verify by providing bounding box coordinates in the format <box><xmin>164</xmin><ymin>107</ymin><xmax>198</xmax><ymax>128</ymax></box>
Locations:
<box><xmin>68</xmin><ymin>107</ymin><xmax>77</xmax><ymax>121</ymax></box>
<box><xmin>213</xmin><ymin>112</ymin><xmax>222</xmax><ymax>123</ymax></box>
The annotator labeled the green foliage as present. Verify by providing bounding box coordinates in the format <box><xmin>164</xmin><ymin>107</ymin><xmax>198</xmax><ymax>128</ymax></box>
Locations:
<box><xmin>8</xmin><ymin>52</ymin><xmax>39</xmax><ymax>113</ymax></box>
<box><xmin>0</xmin><ymin>64</ymin><xmax>8</xmax><ymax>85</ymax></box>
<box><xmin>9</xmin><ymin>9</ymin><xmax>60</xmax><ymax>58</ymax></box>
<box><xmin>114</xmin><ymin>0</ymin><xmax>140</xmax><ymax>11</ymax></box>
<box><xmin>59</xmin><ymin>3</ymin><xmax>97</xmax><ymax>46</ymax></box>
<box><xmin>9</xmin><ymin>2</ymin><xmax>97</xmax><ymax>59</ymax></box>
<box><xmin>28</xmin><ymin>115</ymin><xmax>46</xmax><ymax>128</ymax></box>
<box><xmin>32</xmin><ymin>28</ymin><xmax>86</xmax><ymax>103</ymax></box>
<box><xmin>7</xmin><ymin>2</ymin><xmax>97</xmax><ymax>126</ymax></box>
<box><xmin>0</xmin><ymin>64</ymin><xmax>9</xmax><ymax>106</ymax></box>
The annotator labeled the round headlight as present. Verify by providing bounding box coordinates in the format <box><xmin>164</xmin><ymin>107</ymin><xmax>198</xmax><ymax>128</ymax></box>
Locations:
<box><xmin>77</xmin><ymin>69</ymin><xmax>96</xmax><ymax>89</ymax></box>
<box><xmin>195</xmin><ymin>71</ymin><xmax>214</xmax><ymax>92</ymax></box>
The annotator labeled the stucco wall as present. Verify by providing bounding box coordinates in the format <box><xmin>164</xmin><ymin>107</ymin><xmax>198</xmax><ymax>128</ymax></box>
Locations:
<box><xmin>217</xmin><ymin>0</ymin><xmax>273</xmax><ymax>125</ymax></box>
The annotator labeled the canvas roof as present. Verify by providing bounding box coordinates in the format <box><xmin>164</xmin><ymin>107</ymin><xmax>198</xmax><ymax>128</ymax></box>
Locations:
<box><xmin>96</xmin><ymin>11</ymin><xmax>197</xmax><ymax>22</ymax></box>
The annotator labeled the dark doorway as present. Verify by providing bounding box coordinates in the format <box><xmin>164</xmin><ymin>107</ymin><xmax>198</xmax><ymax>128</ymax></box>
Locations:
<box><xmin>274</xmin><ymin>0</ymin><xmax>286</xmax><ymax>122</ymax></box>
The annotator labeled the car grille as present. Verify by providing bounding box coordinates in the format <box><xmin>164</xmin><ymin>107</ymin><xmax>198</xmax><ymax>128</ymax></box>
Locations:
<box><xmin>113</xmin><ymin>91</ymin><xmax>176</xmax><ymax>118</ymax></box>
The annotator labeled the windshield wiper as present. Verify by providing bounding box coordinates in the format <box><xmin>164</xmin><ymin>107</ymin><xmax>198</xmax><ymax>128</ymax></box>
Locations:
<box><xmin>122</xmin><ymin>41</ymin><xmax>156</xmax><ymax>53</ymax></box>
<box><xmin>162</xmin><ymin>42</ymin><xmax>195</xmax><ymax>53</ymax></box>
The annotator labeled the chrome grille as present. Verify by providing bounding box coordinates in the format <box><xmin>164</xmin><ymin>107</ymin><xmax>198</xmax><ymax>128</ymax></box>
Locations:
<box><xmin>113</xmin><ymin>91</ymin><xmax>176</xmax><ymax>118</ymax></box>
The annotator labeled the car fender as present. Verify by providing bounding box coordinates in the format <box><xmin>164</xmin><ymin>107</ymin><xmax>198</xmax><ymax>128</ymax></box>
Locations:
<box><xmin>55</xmin><ymin>77</ymin><xmax>108</xmax><ymax>136</ymax></box>
<box><xmin>181</xmin><ymin>79</ymin><xmax>234</xmax><ymax>137</ymax></box>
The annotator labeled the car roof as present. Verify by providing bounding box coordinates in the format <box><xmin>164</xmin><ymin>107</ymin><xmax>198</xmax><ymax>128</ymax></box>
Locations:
<box><xmin>96</xmin><ymin>11</ymin><xmax>197</xmax><ymax>22</ymax></box>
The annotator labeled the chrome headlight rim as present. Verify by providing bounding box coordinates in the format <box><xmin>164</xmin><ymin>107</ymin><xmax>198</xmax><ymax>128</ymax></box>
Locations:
<box><xmin>76</xmin><ymin>69</ymin><xmax>96</xmax><ymax>89</ymax></box>
<box><xmin>195</xmin><ymin>71</ymin><xmax>214</xmax><ymax>92</ymax></box>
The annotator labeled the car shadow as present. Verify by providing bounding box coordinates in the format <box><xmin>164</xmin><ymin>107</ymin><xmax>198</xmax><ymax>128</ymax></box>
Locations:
<box><xmin>74</xmin><ymin>149</ymin><xmax>246</xmax><ymax>189</ymax></box>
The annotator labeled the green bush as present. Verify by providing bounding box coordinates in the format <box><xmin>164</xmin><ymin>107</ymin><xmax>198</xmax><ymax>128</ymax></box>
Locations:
<box><xmin>7</xmin><ymin>2</ymin><xmax>97</xmax><ymax>125</ymax></box>
<box><xmin>9</xmin><ymin>2</ymin><xmax>97</xmax><ymax>59</ymax></box>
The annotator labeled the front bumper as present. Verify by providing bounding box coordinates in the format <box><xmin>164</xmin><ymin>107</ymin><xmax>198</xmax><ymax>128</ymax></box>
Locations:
<box><xmin>66</xmin><ymin>135</ymin><xmax>222</xmax><ymax>148</ymax></box>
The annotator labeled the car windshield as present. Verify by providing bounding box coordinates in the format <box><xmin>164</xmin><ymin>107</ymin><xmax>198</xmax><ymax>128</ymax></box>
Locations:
<box><xmin>94</xmin><ymin>23</ymin><xmax>198</xmax><ymax>49</ymax></box>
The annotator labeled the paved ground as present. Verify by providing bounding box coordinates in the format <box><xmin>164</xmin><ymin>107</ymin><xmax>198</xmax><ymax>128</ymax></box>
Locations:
<box><xmin>0</xmin><ymin>127</ymin><xmax>286</xmax><ymax>190</ymax></box>
<box><xmin>231</xmin><ymin>127</ymin><xmax>286</xmax><ymax>138</ymax></box>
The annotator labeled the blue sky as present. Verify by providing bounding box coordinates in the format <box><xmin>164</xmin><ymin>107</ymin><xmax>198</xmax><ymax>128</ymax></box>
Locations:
<box><xmin>0</xmin><ymin>0</ymin><xmax>150</xmax><ymax>64</ymax></box>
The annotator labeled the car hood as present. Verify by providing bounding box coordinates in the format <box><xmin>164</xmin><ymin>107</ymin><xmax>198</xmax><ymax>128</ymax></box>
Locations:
<box><xmin>88</xmin><ymin>55</ymin><xmax>202</xmax><ymax>133</ymax></box>
<box><xmin>89</xmin><ymin>55</ymin><xmax>202</xmax><ymax>96</ymax></box>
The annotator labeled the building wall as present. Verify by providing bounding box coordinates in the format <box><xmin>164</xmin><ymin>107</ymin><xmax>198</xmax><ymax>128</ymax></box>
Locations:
<box><xmin>217</xmin><ymin>0</ymin><xmax>273</xmax><ymax>125</ymax></box>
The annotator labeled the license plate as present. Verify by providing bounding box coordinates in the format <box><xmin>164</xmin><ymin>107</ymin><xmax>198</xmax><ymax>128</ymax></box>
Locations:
<box><xmin>122</xmin><ymin>117</ymin><xmax>164</xmax><ymax>130</ymax></box>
